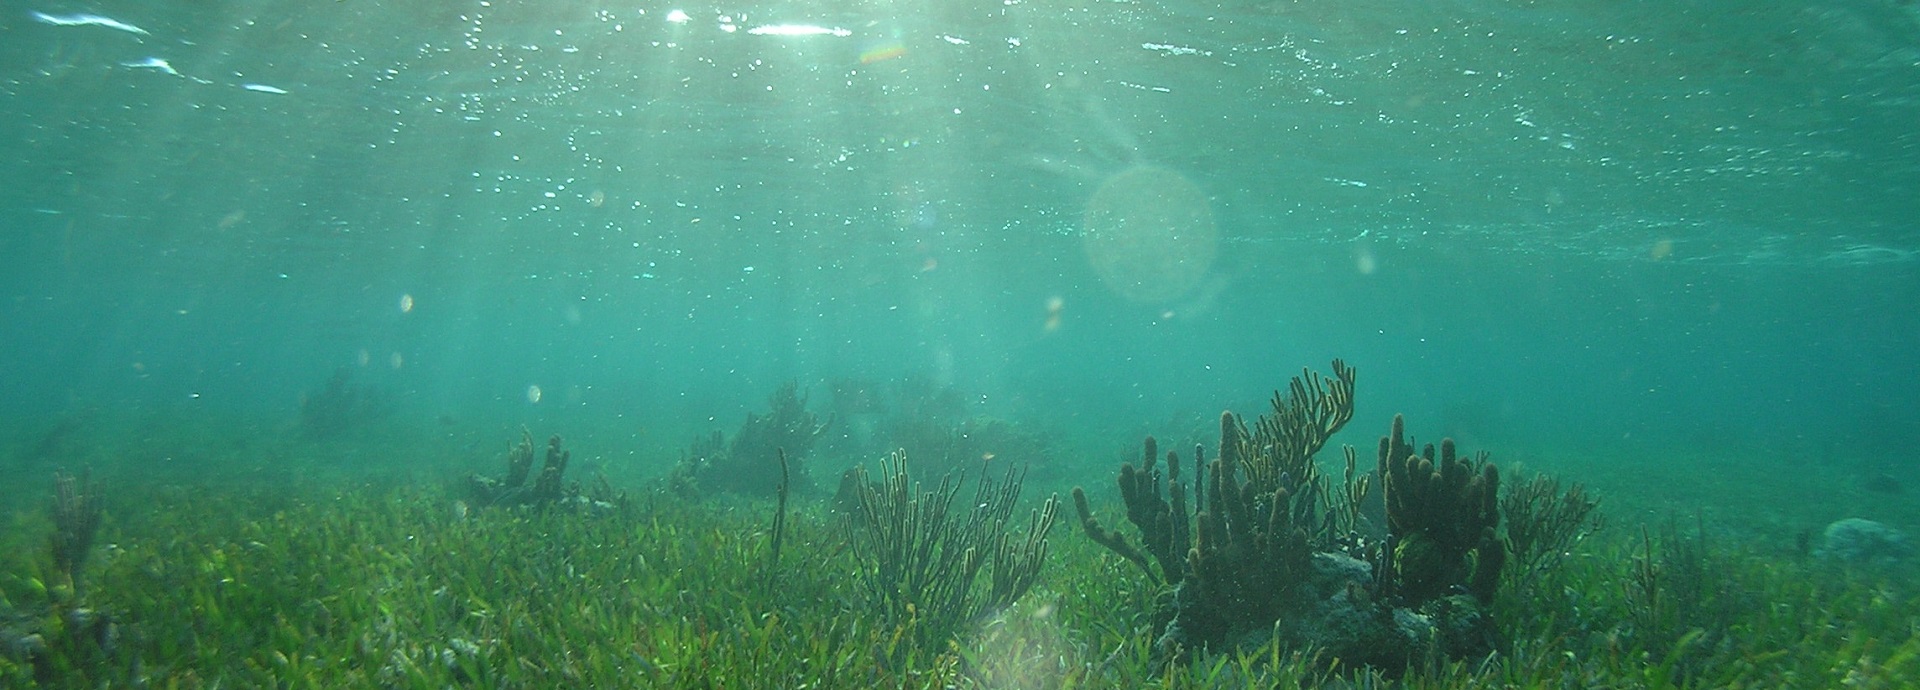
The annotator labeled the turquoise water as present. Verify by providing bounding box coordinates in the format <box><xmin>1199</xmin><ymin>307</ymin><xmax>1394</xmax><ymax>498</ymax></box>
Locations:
<box><xmin>5</xmin><ymin>3</ymin><xmax>1920</xmax><ymax>686</ymax></box>
<box><xmin>3</xmin><ymin>1</ymin><xmax>1917</xmax><ymax>508</ymax></box>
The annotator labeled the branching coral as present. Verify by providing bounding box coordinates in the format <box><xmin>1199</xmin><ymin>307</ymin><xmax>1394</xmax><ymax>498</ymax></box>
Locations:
<box><xmin>3</xmin><ymin>472</ymin><xmax>116</xmax><ymax>684</ymax></box>
<box><xmin>1222</xmin><ymin>359</ymin><xmax>1356</xmax><ymax>509</ymax></box>
<box><xmin>1377</xmin><ymin>414</ymin><xmax>1503</xmax><ymax>604</ymax></box>
<box><xmin>1073</xmin><ymin>362</ymin><xmax>1523</xmax><ymax>672</ymax></box>
<box><xmin>677</xmin><ymin>381</ymin><xmax>831</xmax><ymax>497</ymax></box>
<box><xmin>1070</xmin><ymin>435</ymin><xmax>1188</xmax><ymax>586</ymax></box>
<box><xmin>51</xmin><ymin>471</ymin><xmax>104</xmax><ymax>596</ymax></box>
<box><xmin>831</xmin><ymin>375</ymin><xmax>1055</xmax><ymax>483</ymax></box>
<box><xmin>847</xmin><ymin>450</ymin><xmax>1059</xmax><ymax>659</ymax></box>
<box><xmin>1500</xmin><ymin>469</ymin><xmax>1602</xmax><ymax>590</ymax></box>
<box><xmin>1074</xmin><ymin>361</ymin><xmax>1370</xmax><ymax>663</ymax></box>
<box><xmin>466</xmin><ymin>431</ymin><xmax>584</xmax><ymax>508</ymax></box>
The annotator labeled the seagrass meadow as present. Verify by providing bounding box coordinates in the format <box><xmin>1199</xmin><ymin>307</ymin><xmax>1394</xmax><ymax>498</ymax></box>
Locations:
<box><xmin>4</xmin><ymin>398</ymin><xmax>1920</xmax><ymax>689</ymax></box>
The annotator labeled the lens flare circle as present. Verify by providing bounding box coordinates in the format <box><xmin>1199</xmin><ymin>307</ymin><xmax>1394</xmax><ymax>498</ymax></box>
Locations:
<box><xmin>1081</xmin><ymin>166</ymin><xmax>1217</xmax><ymax>303</ymax></box>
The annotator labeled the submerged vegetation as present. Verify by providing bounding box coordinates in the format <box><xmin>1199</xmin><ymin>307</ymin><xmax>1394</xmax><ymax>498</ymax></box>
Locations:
<box><xmin>1074</xmin><ymin>362</ymin><xmax>1509</xmax><ymax>671</ymax></box>
<box><xmin>671</xmin><ymin>381</ymin><xmax>831</xmax><ymax>499</ymax></box>
<box><xmin>297</xmin><ymin>368</ymin><xmax>390</xmax><ymax>440</ymax></box>
<box><xmin>4</xmin><ymin>368</ymin><xmax>1920</xmax><ymax>688</ymax></box>
<box><xmin>827</xmin><ymin>375</ymin><xmax>1059</xmax><ymax>484</ymax></box>
<box><xmin>845</xmin><ymin>450</ymin><xmax>1059</xmax><ymax>660</ymax></box>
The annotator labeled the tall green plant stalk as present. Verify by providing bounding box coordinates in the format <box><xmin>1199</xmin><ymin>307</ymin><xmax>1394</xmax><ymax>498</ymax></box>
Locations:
<box><xmin>766</xmin><ymin>448</ymin><xmax>790</xmax><ymax>597</ymax></box>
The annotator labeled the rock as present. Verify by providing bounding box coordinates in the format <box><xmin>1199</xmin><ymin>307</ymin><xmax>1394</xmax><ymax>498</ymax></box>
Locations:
<box><xmin>1815</xmin><ymin>518</ymin><xmax>1912</xmax><ymax>566</ymax></box>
